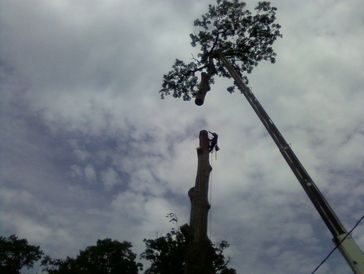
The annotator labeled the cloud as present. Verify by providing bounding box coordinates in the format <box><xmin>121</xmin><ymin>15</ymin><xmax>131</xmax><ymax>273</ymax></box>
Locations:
<box><xmin>84</xmin><ymin>164</ymin><xmax>97</xmax><ymax>182</ymax></box>
<box><xmin>100</xmin><ymin>167</ymin><xmax>120</xmax><ymax>189</ymax></box>
<box><xmin>1</xmin><ymin>0</ymin><xmax>364</xmax><ymax>273</ymax></box>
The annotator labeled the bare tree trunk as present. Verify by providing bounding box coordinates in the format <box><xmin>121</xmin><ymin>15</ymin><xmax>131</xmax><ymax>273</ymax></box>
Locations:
<box><xmin>184</xmin><ymin>130</ymin><xmax>212</xmax><ymax>274</ymax></box>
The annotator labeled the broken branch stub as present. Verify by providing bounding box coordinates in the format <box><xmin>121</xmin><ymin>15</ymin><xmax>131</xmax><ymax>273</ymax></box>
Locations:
<box><xmin>195</xmin><ymin>72</ymin><xmax>211</xmax><ymax>106</ymax></box>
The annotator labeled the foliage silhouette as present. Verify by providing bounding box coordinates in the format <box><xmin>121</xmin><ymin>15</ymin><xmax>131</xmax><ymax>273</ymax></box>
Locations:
<box><xmin>141</xmin><ymin>225</ymin><xmax>236</xmax><ymax>274</ymax></box>
<box><xmin>42</xmin><ymin>239</ymin><xmax>142</xmax><ymax>274</ymax></box>
<box><xmin>0</xmin><ymin>234</ymin><xmax>43</xmax><ymax>274</ymax></box>
<box><xmin>160</xmin><ymin>0</ymin><xmax>282</xmax><ymax>101</ymax></box>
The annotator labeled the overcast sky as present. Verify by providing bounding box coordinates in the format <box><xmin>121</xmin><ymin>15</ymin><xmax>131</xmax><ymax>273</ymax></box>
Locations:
<box><xmin>1</xmin><ymin>0</ymin><xmax>364</xmax><ymax>273</ymax></box>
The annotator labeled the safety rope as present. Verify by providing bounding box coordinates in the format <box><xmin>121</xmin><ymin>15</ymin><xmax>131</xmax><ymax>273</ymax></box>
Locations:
<box><xmin>208</xmin><ymin>167</ymin><xmax>213</xmax><ymax>239</ymax></box>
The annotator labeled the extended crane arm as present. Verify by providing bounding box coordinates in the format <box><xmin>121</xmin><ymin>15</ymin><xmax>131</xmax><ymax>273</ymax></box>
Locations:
<box><xmin>218</xmin><ymin>54</ymin><xmax>364</xmax><ymax>274</ymax></box>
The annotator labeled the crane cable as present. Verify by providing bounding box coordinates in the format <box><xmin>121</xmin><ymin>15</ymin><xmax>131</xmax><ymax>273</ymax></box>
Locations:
<box><xmin>310</xmin><ymin>215</ymin><xmax>364</xmax><ymax>274</ymax></box>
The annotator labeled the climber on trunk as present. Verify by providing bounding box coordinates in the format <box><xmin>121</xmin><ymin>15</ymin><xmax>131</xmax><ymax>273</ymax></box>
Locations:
<box><xmin>208</xmin><ymin>132</ymin><xmax>219</xmax><ymax>153</ymax></box>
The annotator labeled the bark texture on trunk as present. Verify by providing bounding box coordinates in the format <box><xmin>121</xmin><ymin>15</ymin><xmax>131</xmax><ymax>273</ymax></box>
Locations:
<box><xmin>184</xmin><ymin>130</ymin><xmax>212</xmax><ymax>274</ymax></box>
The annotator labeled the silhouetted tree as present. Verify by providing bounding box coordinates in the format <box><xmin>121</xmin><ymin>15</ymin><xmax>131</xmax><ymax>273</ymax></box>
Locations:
<box><xmin>160</xmin><ymin>0</ymin><xmax>282</xmax><ymax>103</ymax></box>
<box><xmin>141</xmin><ymin>226</ymin><xmax>236</xmax><ymax>274</ymax></box>
<box><xmin>42</xmin><ymin>239</ymin><xmax>142</xmax><ymax>274</ymax></box>
<box><xmin>0</xmin><ymin>234</ymin><xmax>43</xmax><ymax>274</ymax></box>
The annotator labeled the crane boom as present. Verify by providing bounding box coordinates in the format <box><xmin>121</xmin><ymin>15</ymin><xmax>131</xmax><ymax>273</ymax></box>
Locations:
<box><xmin>219</xmin><ymin>54</ymin><xmax>364</xmax><ymax>273</ymax></box>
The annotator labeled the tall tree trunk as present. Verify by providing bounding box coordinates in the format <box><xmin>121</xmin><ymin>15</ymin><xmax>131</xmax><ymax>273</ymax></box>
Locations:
<box><xmin>184</xmin><ymin>130</ymin><xmax>212</xmax><ymax>274</ymax></box>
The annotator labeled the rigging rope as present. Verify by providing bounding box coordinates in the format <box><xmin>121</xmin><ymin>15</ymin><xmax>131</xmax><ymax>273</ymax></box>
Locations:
<box><xmin>208</xmin><ymin>165</ymin><xmax>213</xmax><ymax>239</ymax></box>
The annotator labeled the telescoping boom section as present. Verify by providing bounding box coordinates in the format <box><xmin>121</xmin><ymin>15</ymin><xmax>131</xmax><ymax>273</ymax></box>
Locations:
<box><xmin>218</xmin><ymin>54</ymin><xmax>364</xmax><ymax>274</ymax></box>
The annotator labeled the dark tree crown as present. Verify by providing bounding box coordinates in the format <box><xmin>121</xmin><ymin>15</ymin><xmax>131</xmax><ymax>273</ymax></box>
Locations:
<box><xmin>42</xmin><ymin>239</ymin><xmax>142</xmax><ymax>274</ymax></box>
<box><xmin>160</xmin><ymin>0</ymin><xmax>282</xmax><ymax>101</ymax></box>
<box><xmin>141</xmin><ymin>225</ymin><xmax>236</xmax><ymax>274</ymax></box>
<box><xmin>0</xmin><ymin>234</ymin><xmax>43</xmax><ymax>274</ymax></box>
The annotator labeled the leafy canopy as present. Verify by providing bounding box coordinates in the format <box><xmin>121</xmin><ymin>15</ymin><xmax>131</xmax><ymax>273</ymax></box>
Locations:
<box><xmin>141</xmin><ymin>225</ymin><xmax>236</xmax><ymax>274</ymax></box>
<box><xmin>42</xmin><ymin>239</ymin><xmax>142</xmax><ymax>274</ymax></box>
<box><xmin>160</xmin><ymin>0</ymin><xmax>282</xmax><ymax>100</ymax></box>
<box><xmin>0</xmin><ymin>234</ymin><xmax>43</xmax><ymax>274</ymax></box>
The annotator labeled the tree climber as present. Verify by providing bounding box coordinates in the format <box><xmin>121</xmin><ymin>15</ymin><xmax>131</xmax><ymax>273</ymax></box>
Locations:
<box><xmin>208</xmin><ymin>131</ymin><xmax>219</xmax><ymax>153</ymax></box>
